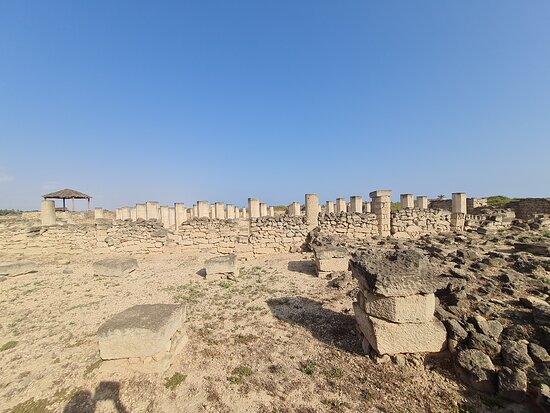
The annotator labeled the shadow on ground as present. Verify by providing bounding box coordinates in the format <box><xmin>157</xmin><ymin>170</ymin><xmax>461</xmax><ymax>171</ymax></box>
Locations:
<box><xmin>267</xmin><ymin>296</ymin><xmax>362</xmax><ymax>354</ymax></box>
<box><xmin>287</xmin><ymin>260</ymin><xmax>317</xmax><ymax>276</ymax></box>
<box><xmin>64</xmin><ymin>381</ymin><xmax>129</xmax><ymax>413</ymax></box>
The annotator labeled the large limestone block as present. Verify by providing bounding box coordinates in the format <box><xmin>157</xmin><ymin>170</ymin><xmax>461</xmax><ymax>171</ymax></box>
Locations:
<box><xmin>357</xmin><ymin>291</ymin><xmax>435</xmax><ymax>323</ymax></box>
<box><xmin>353</xmin><ymin>302</ymin><xmax>447</xmax><ymax>355</ymax></box>
<box><xmin>205</xmin><ymin>254</ymin><xmax>237</xmax><ymax>275</ymax></box>
<box><xmin>98</xmin><ymin>304</ymin><xmax>185</xmax><ymax>360</ymax></box>
<box><xmin>313</xmin><ymin>246</ymin><xmax>349</xmax><ymax>274</ymax></box>
<box><xmin>93</xmin><ymin>257</ymin><xmax>138</xmax><ymax>277</ymax></box>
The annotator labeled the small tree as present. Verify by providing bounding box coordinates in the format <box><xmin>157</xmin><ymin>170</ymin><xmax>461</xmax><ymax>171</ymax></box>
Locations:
<box><xmin>437</xmin><ymin>194</ymin><xmax>445</xmax><ymax>200</ymax></box>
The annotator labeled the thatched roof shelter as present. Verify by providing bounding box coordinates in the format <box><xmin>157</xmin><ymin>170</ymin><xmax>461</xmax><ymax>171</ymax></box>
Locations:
<box><xmin>43</xmin><ymin>188</ymin><xmax>92</xmax><ymax>211</ymax></box>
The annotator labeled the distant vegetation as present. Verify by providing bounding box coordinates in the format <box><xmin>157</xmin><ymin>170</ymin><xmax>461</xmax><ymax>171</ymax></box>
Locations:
<box><xmin>486</xmin><ymin>196</ymin><xmax>520</xmax><ymax>208</ymax></box>
<box><xmin>273</xmin><ymin>206</ymin><xmax>288</xmax><ymax>212</ymax></box>
<box><xmin>0</xmin><ymin>209</ymin><xmax>22</xmax><ymax>216</ymax></box>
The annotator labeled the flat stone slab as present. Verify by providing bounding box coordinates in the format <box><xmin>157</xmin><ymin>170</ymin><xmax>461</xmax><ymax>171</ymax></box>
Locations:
<box><xmin>350</xmin><ymin>248</ymin><xmax>438</xmax><ymax>297</ymax></box>
<box><xmin>93</xmin><ymin>257</ymin><xmax>138</xmax><ymax>277</ymax></box>
<box><xmin>357</xmin><ymin>290</ymin><xmax>435</xmax><ymax>323</ymax></box>
<box><xmin>205</xmin><ymin>254</ymin><xmax>237</xmax><ymax>275</ymax></box>
<box><xmin>97</xmin><ymin>304</ymin><xmax>185</xmax><ymax>360</ymax></box>
<box><xmin>514</xmin><ymin>242</ymin><xmax>550</xmax><ymax>257</ymax></box>
<box><xmin>353</xmin><ymin>302</ymin><xmax>447</xmax><ymax>355</ymax></box>
<box><xmin>0</xmin><ymin>261</ymin><xmax>37</xmax><ymax>277</ymax></box>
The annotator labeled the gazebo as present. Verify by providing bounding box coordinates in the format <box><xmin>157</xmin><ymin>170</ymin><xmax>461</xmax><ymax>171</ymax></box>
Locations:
<box><xmin>42</xmin><ymin>188</ymin><xmax>92</xmax><ymax>212</ymax></box>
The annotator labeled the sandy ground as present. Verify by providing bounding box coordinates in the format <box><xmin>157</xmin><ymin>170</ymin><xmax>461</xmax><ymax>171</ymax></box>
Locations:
<box><xmin>0</xmin><ymin>250</ymin><xmax>529</xmax><ymax>413</ymax></box>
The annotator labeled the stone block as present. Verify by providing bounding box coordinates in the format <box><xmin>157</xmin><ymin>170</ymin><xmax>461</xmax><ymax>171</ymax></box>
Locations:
<box><xmin>97</xmin><ymin>304</ymin><xmax>185</xmax><ymax>360</ymax></box>
<box><xmin>353</xmin><ymin>302</ymin><xmax>447</xmax><ymax>355</ymax></box>
<box><xmin>205</xmin><ymin>254</ymin><xmax>237</xmax><ymax>275</ymax></box>
<box><xmin>313</xmin><ymin>246</ymin><xmax>349</xmax><ymax>274</ymax></box>
<box><xmin>357</xmin><ymin>291</ymin><xmax>435</xmax><ymax>323</ymax></box>
<box><xmin>0</xmin><ymin>261</ymin><xmax>38</xmax><ymax>277</ymax></box>
<box><xmin>93</xmin><ymin>257</ymin><xmax>138</xmax><ymax>277</ymax></box>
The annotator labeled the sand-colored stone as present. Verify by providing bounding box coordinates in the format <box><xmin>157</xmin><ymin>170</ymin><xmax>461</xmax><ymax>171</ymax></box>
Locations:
<box><xmin>93</xmin><ymin>257</ymin><xmax>138</xmax><ymax>277</ymax></box>
<box><xmin>357</xmin><ymin>291</ymin><xmax>436</xmax><ymax>323</ymax></box>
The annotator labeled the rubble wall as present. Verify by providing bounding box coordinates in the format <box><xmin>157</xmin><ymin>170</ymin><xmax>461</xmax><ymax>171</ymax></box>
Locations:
<box><xmin>390</xmin><ymin>209</ymin><xmax>451</xmax><ymax>238</ymax></box>
<box><xmin>506</xmin><ymin>198</ymin><xmax>550</xmax><ymax>219</ymax></box>
<box><xmin>318</xmin><ymin>213</ymin><xmax>379</xmax><ymax>239</ymax></box>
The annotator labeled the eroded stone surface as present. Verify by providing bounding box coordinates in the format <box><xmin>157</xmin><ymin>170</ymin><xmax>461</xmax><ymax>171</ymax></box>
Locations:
<box><xmin>93</xmin><ymin>257</ymin><xmax>138</xmax><ymax>277</ymax></box>
<box><xmin>0</xmin><ymin>261</ymin><xmax>37</xmax><ymax>277</ymax></box>
<box><xmin>204</xmin><ymin>254</ymin><xmax>237</xmax><ymax>275</ymax></box>
<box><xmin>313</xmin><ymin>246</ymin><xmax>349</xmax><ymax>274</ymax></box>
<box><xmin>97</xmin><ymin>304</ymin><xmax>185</xmax><ymax>360</ymax></box>
<box><xmin>357</xmin><ymin>290</ymin><xmax>435</xmax><ymax>323</ymax></box>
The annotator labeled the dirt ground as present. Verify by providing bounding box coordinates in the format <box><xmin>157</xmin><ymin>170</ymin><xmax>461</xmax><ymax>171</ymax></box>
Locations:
<box><xmin>0</xmin><ymin>251</ymin><xmax>532</xmax><ymax>413</ymax></box>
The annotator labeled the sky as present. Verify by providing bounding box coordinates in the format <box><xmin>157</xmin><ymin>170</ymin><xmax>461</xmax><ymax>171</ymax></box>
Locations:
<box><xmin>1</xmin><ymin>1</ymin><xmax>549</xmax><ymax>210</ymax></box>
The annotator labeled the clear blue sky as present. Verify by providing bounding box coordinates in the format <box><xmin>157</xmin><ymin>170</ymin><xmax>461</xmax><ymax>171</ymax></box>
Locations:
<box><xmin>1</xmin><ymin>1</ymin><xmax>549</xmax><ymax>210</ymax></box>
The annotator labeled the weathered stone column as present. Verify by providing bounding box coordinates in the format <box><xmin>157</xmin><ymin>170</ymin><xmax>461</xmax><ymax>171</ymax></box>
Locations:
<box><xmin>248</xmin><ymin>198</ymin><xmax>260</xmax><ymax>218</ymax></box>
<box><xmin>451</xmin><ymin>192</ymin><xmax>467</xmax><ymax>231</ymax></box>
<box><xmin>192</xmin><ymin>204</ymin><xmax>198</xmax><ymax>218</ymax></box>
<box><xmin>326</xmin><ymin>201</ymin><xmax>335</xmax><ymax>214</ymax></box>
<box><xmin>364</xmin><ymin>202</ymin><xmax>371</xmax><ymax>213</ymax></box>
<box><xmin>160</xmin><ymin>206</ymin><xmax>170</xmax><ymax>228</ymax></box>
<box><xmin>188</xmin><ymin>208</ymin><xmax>194</xmax><ymax>219</ymax></box>
<box><xmin>94</xmin><ymin>208</ymin><xmax>104</xmax><ymax>220</ymax></box>
<box><xmin>305</xmin><ymin>194</ymin><xmax>320</xmax><ymax>229</ymax></box>
<box><xmin>370</xmin><ymin>190</ymin><xmax>392</xmax><ymax>237</ymax></box>
<box><xmin>350</xmin><ymin>196</ymin><xmax>363</xmax><ymax>213</ymax></box>
<box><xmin>336</xmin><ymin>198</ymin><xmax>347</xmax><ymax>214</ymax></box>
<box><xmin>168</xmin><ymin>207</ymin><xmax>175</xmax><ymax>228</ymax></box>
<box><xmin>226</xmin><ymin>204</ymin><xmax>235</xmax><ymax>219</ymax></box>
<box><xmin>136</xmin><ymin>203</ymin><xmax>147</xmax><ymax>220</ymax></box>
<box><xmin>400</xmin><ymin>194</ymin><xmax>414</xmax><ymax>209</ymax></box>
<box><xmin>415</xmin><ymin>196</ymin><xmax>428</xmax><ymax>210</ymax></box>
<box><xmin>130</xmin><ymin>207</ymin><xmax>137</xmax><ymax>221</ymax></box>
<box><xmin>214</xmin><ymin>202</ymin><xmax>225</xmax><ymax>219</ymax></box>
<box><xmin>115</xmin><ymin>208</ymin><xmax>121</xmax><ymax>220</ymax></box>
<box><xmin>268</xmin><ymin>206</ymin><xmax>275</xmax><ymax>217</ymax></box>
<box><xmin>260</xmin><ymin>202</ymin><xmax>268</xmax><ymax>217</ymax></box>
<box><xmin>121</xmin><ymin>207</ymin><xmax>131</xmax><ymax>221</ymax></box>
<box><xmin>209</xmin><ymin>204</ymin><xmax>215</xmax><ymax>218</ymax></box>
<box><xmin>146</xmin><ymin>202</ymin><xmax>160</xmax><ymax>221</ymax></box>
<box><xmin>197</xmin><ymin>201</ymin><xmax>209</xmax><ymax>218</ymax></box>
<box><xmin>175</xmin><ymin>203</ymin><xmax>186</xmax><ymax>228</ymax></box>
<box><xmin>41</xmin><ymin>200</ymin><xmax>56</xmax><ymax>226</ymax></box>
<box><xmin>288</xmin><ymin>202</ymin><xmax>301</xmax><ymax>217</ymax></box>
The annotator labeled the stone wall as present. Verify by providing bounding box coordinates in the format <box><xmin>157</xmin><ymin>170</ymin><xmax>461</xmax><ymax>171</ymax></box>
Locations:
<box><xmin>177</xmin><ymin>218</ymin><xmax>247</xmax><ymax>255</ymax></box>
<box><xmin>506</xmin><ymin>198</ymin><xmax>550</xmax><ymax>219</ymax></box>
<box><xmin>318</xmin><ymin>213</ymin><xmax>379</xmax><ymax>239</ymax></box>
<box><xmin>249</xmin><ymin>216</ymin><xmax>310</xmax><ymax>255</ymax></box>
<box><xmin>96</xmin><ymin>219</ymin><xmax>170</xmax><ymax>254</ymax></box>
<box><xmin>390</xmin><ymin>209</ymin><xmax>451</xmax><ymax>239</ymax></box>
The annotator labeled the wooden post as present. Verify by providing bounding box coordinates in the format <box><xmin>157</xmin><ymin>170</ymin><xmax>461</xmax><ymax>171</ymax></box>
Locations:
<box><xmin>72</xmin><ymin>198</ymin><xmax>75</xmax><ymax>212</ymax></box>
<box><xmin>62</xmin><ymin>199</ymin><xmax>66</xmax><ymax>211</ymax></box>
<box><xmin>87</xmin><ymin>198</ymin><xmax>90</xmax><ymax>211</ymax></box>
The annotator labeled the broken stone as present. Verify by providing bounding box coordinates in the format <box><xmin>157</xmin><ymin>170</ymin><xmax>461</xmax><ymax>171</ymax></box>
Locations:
<box><xmin>498</xmin><ymin>367</ymin><xmax>527</xmax><ymax>402</ymax></box>
<box><xmin>514</xmin><ymin>242</ymin><xmax>550</xmax><ymax>257</ymax></box>
<box><xmin>528</xmin><ymin>342</ymin><xmax>550</xmax><ymax>363</ymax></box>
<box><xmin>444</xmin><ymin>319</ymin><xmax>468</xmax><ymax>341</ymax></box>
<box><xmin>313</xmin><ymin>246</ymin><xmax>349</xmax><ymax>275</ymax></box>
<box><xmin>501</xmin><ymin>340</ymin><xmax>534</xmax><ymax>370</ymax></box>
<box><xmin>0</xmin><ymin>261</ymin><xmax>37</xmax><ymax>277</ymax></box>
<box><xmin>93</xmin><ymin>257</ymin><xmax>138</xmax><ymax>277</ymax></box>
<box><xmin>467</xmin><ymin>332</ymin><xmax>501</xmax><ymax>358</ymax></box>
<box><xmin>455</xmin><ymin>349</ymin><xmax>497</xmax><ymax>393</ymax></box>
<box><xmin>357</xmin><ymin>290</ymin><xmax>435</xmax><ymax>323</ymax></box>
<box><xmin>97</xmin><ymin>304</ymin><xmax>185</xmax><ymax>360</ymax></box>
<box><xmin>353</xmin><ymin>302</ymin><xmax>447</xmax><ymax>355</ymax></box>
<box><xmin>204</xmin><ymin>254</ymin><xmax>237</xmax><ymax>275</ymax></box>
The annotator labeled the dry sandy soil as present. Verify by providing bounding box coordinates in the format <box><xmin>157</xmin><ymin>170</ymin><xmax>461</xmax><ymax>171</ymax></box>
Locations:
<box><xmin>0</xmin><ymin>250</ymin><xmax>533</xmax><ymax>413</ymax></box>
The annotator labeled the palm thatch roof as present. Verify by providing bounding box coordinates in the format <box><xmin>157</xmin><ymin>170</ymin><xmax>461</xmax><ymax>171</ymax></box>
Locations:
<box><xmin>42</xmin><ymin>188</ymin><xmax>92</xmax><ymax>199</ymax></box>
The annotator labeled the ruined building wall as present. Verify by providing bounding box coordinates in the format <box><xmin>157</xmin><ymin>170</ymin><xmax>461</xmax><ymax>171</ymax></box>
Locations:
<box><xmin>390</xmin><ymin>209</ymin><xmax>451</xmax><ymax>238</ymax></box>
<box><xmin>96</xmin><ymin>219</ymin><xmax>170</xmax><ymax>254</ymax></box>
<box><xmin>318</xmin><ymin>213</ymin><xmax>379</xmax><ymax>239</ymax></box>
<box><xmin>249</xmin><ymin>216</ymin><xmax>310</xmax><ymax>255</ymax></box>
<box><xmin>506</xmin><ymin>198</ymin><xmax>550</xmax><ymax>219</ymax></box>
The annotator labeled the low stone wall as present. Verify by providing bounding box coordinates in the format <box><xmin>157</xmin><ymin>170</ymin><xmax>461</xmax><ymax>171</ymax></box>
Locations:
<box><xmin>0</xmin><ymin>217</ymin><xmax>96</xmax><ymax>256</ymax></box>
<box><xmin>96</xmin><ymin>219</ymin><xmax>170</xmax><ymax>253</ymax></box>
<box><xmin>506</xmin><ymin>198</ymin><xmax>550</xmax><ymax>219</ymax></box>
<box><xmin>390</xmin><ymin>209</ymin><xmax>451</xmax><ymax>238</ymax></box>
<box><xmin>249</xmin><ymin>216</ymin><xmax>309</xmax><ymax>255</ymax></box>
<box><xmin>318</xmin><ymin>213</ymin><xmax>379</xmax><ymax>239</ymax></box>
<box><xmin>177</xmin><ymin>218</ymin><xmax>248</xmax><ymax>255</ymax></box>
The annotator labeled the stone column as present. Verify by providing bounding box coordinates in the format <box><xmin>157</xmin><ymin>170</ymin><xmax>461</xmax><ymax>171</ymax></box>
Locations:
<box><xmin>364</xmin><ymin>202</ymin><xmax>371</xmax><ymax>213</ymax></box>
<box><xmin>175</xmin><ymin>203</ymin><xmax>186</xmax><ymax>228</ymax></box>
<box><xmin>350</xmin><ymin>196</ymin><xmax>363</xmax><ymax>213</ymax></box>
<box><xmin>192</xmin><ymin>204</ymin><xmax>198</xmax><ymax>218</ymax></box>
<box><xmin>168</xmin><ymin>207</ymin><xmax>176</xmax><ymax>228</ymax></box>
<box><xmin>209</xmin><ymin>205</ymin><xmax>215</xmax><ymax>218</ymax></box>
<box><xmin>451</xmin><ymin>192</ymin><xmax>467</xmax><ymax>231</ymax></box>
<box><xmin>268</xmin><ymin>206</ymin><xmax>275</xmax><ymax>217</ymax></box>
<box><xmin>41</xmin><ymin>200</ymin><xmax>56</xmax><ymax>226</ymax></box>
<box><xmin>121</xmin><ymin>207</ymin><xmax>131</xmax><ymax>221</ymax></box>
<box><xmin>94</xmin><ymin>208</ymin><xmax>104</xmax><ymax>220</ymax></box>
<box><xmin>146</xmin><ymin>202</ymin><xmax>160</xmax><ymax>221</ymax></box>
<box><xmin>305</xmin><ymin>194</ymin><xmax>320</xmax><ymax>229</ymax></box>
<box><xmin>136</xmin><ymin>203</ymin><xmax>147</xmax><ymax>220</ymax></box>
<box><xmin>130</xmin><ymin>207</ymin><xmax>137</xmax><ymax>221</ymax></box>
<box><xmin>188</xmin><ymin>208</ymin><xmax>194</xmax><ymax>219</ymax></box>
<box><xmin>415</xmin><ymin>196</ymin><xmax>428</xmax><ymax>210</ymax></box>
<box><xmin>248</xmin><ymin>198</ymin><xmax>260</xmax><ymax>219</ymax></box>
<box><xmin>226</xmin><ymin>204</ymin><xmax>235</xmax><ymax>219</ymax></box>
<box><xmin>215</xmin><ymin>202</ymin><xmax>225</xmax><ymax>219</ymax></box>
<box><xmin>197</xmin><ymin>201</ymin><xmax>209</xmax><ymax>218</ymax></box>
<box><xmin>326</xmin><ymin>201</ymin><xmax>335</xmax><ymax>214</ymax></box>
<box><xmin>370</xmin><ymin>190</ymin><xmax>392</xmax><ymax>237</ymax></box>
<box><xmin>288</xmin><ymin>202</ymin><xmax>301</xmax><ymax>217</ymax></box>
<box><xmin>160</xmin><ymin>206</ymin><xmax>170</xmax><ymax>228</ymax></box>
<box><xmin>336</xmin><ymin>198</ymin><xmax>347</xmax><ymax>214</ymax></box>
<box><xmin>115</xmin><ymin>208</ymin><xmax>121</xmax><ymax>220</ymax></box>
<box><xmin>400</xmin><ymin>194</ymin><xmax>414</xmax><ymax>209</ymax></box>
<box><xmin>259</xmin><ymin>202</ymin><xmax>268</xmax><ymax>217</ymax></box>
